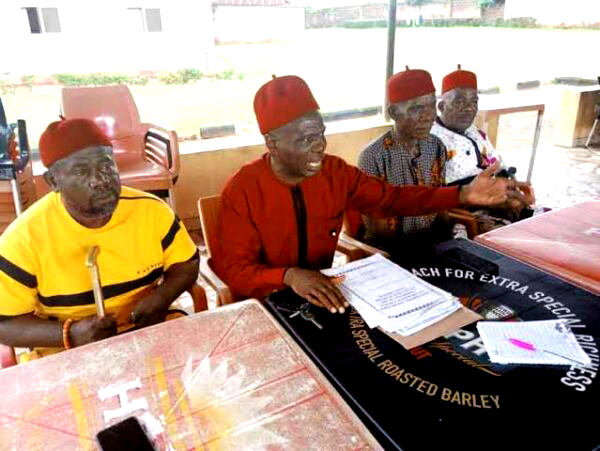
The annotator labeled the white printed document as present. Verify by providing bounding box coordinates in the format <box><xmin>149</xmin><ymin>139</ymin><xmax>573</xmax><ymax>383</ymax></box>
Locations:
<box><xmin>322</xmin><ymin>254</ymin><xmax>461</xmax><ymax>336</ymax></box>
<box><xmin>477</xmin><ymin>320</ymin><xmax>591</xmax><ymax>365</ymax></box>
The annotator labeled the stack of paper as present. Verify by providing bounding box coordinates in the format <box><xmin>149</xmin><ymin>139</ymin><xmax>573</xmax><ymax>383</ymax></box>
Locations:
<box><xmin>322</xmin><ymin>254</ymin><xmax>461</xmax><ymax>336</ymax></box>
<box><xmin>477</xmin><ymin>320</ymin><xmax>592</xmax><ymax>366</ymax></box>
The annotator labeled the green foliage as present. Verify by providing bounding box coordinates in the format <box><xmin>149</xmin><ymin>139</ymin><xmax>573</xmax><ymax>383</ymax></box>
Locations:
<box><xmin>0</xmin><ymin>80</ymin><xmax>15</xmax><ymax>95</ymax></box>
<box><xmin>158</xmin><ymin>67</ymin><xmax>245</xmax><ymax>84</ymax></box>
<box><xmin>181</xmin><ymin>68</ymin><xmax>202</xmax><ymax>81</ymax></box>
<box><xmin>21</xmin><ymin>75</ymin><xmax>35</xmax><ymax>87</ymax></box>
<box><xmin>159</xmin><ymin>68</ymin><xmax>203</xmax><ymax>85</ymax></box>
<box><xmin>50</xmin><ymin>67</ymin><xmax>246</xmax><ymax>87</ymax></box>
<box><xmin>213</xmin><ymin>67</ymin><xmax>244</xmax><ymax>81</ymax></box>
<box><xmin>53</xmin><ymin>73</ymin><xmax>86</xmax><ymax>86</ymax></box>
<box><xmin>422</xmin><ymin>18</ymin><xmax>484</xmax><ymax>27</ymax></box>
<box><xmin>417</xmin><ymin>17</ymin><xmax>538</xmax><ymax>28</ymax></box>
<box><xmin>158</xmin><ymin>72</ymin><xmax>180</xmax><ymax>85</ymax></box>
<box><xmin>128</xmin><ymin>76</ymin><xmax>150</xmax><ymax>86</ymax></box>
<box><xmin>493</xmin><ymin>17</ymin><xmax>538</xmax><ymax>28</ymax></box>
<box><xmin>89</xmin><ymin>73</ymin><xmax>130</xmax><ymax>85</ymax></box>
<box><xmin>53</xmin><ymin>72</ymin><xmax>149</xmax><ymax>87</ymax></box>
<box><xmin>343</xmin><ymin>19</ymin><xmax>387</xmax><ymax>29</ymax></box>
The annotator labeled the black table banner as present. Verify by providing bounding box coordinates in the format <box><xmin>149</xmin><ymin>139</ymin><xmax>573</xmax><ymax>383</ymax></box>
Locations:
<box><xmin>266</xmin><ymin>239</ymin><xmax>600</xmax><ymax>451</ymax></box>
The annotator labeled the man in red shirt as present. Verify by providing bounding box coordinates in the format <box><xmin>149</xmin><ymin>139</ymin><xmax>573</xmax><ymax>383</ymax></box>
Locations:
<box><xmin>214</xmin><ymin>75</ymin><xmax>519</xmax><ymax>314</ymax></box>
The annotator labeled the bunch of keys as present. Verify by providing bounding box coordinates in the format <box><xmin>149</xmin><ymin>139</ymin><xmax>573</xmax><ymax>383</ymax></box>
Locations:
<box><xmin>288</xmin><ymin>302</ymin><xmax>323</xmax><ymax>330</ymax></box>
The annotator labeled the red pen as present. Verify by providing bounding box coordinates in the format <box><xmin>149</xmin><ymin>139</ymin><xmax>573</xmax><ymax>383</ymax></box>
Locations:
<box><xmin>508</xmin><ymin>338</ymin><xmax>586</xmax><ymax>365</ymax></box>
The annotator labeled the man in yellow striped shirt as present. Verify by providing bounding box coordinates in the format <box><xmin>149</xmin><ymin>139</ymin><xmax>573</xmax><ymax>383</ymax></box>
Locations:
<box><xmin>0</xmin><ymin>118</ymin><xmax>198</xmax><ymax>361</ymax></box>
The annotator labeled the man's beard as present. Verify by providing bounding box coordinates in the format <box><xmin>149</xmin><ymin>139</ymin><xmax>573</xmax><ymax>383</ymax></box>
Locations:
<box><xmin>85</xmin><ymin>203</ymin><xmax>116</xmax><ymax>217</ymax></box>
<box><xmin>81</xmin><ymin>192</ymin><xmax>119</xmax><ymax>218</ymax></box>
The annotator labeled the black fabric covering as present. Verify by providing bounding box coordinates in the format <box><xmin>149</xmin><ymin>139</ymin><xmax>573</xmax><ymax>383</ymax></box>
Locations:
<box><xmin>266</xmin><ymin>239</ymin><xmax>600</xmax><ymax>451</ymax></box>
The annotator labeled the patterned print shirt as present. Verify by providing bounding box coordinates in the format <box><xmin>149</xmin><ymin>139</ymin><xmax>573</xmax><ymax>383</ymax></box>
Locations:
<box><xmin>431</xmin><ymin>118</ymin><xmax>503</xmax><ymax>184</ymax></box>
<box><xmin>357</xmin><ymin>130</ymin><xmax>446</xmax><ymax>237</ymax></box>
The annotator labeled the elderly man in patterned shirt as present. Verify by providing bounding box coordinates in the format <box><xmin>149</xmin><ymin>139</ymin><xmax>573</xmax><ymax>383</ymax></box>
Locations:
<box><xmin>357</xmin><ymin>68</ymin><xmax>453</xmax><ymax>257</ymax></box>
<box><xmin>431</xmin><ymin>66</ymin><xmax>535</xmax><ymax>230</ymax></box>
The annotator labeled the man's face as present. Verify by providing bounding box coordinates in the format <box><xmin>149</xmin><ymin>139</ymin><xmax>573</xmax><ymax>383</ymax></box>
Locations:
<box><xmin>389</xmin><ymin>93</ymin><xmax>437</xmax><ymax>142</ymax></box>
<box><xmin>266</xmin><ymin>111</ymin><xmax>327</xmax><ymax>180</ymax></box>
<box><xmin>48</xmin><ymin>146</ymin><xmax>121</xmax><ymax>221</ymax></box>
<box><xmin>439</xmin><ymin>87</ymin><xmax>479</xmax><ymax>133</ymax></box>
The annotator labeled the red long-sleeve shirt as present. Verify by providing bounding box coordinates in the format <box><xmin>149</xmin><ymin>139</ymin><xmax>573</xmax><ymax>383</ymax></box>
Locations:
<box><xmin>214</xmin><ymin>154</ymin><xmax>460</xmax><ymax>300</ymax></box>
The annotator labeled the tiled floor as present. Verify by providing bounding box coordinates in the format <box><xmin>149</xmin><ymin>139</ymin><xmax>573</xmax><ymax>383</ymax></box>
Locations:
<box><xmin>492</xmin><ymin>86</ymin><xmax>600</xmax><ymax>207</ymax></box>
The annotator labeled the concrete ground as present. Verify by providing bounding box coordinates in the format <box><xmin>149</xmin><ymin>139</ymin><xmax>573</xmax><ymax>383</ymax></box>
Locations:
<box><xmin>490</xmin><ymin>85</ymin><xmax>600</xmax><ymax>208</ymax></box>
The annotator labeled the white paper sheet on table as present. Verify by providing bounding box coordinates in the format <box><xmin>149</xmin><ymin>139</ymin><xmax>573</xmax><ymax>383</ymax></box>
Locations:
<box><xmin>322</xmin><ymin>254</ymin><xmax>461</xmax><ymax>336</ymax></box>
<box><xmin>477</xmin><ymin>319</ymin><xmax>592</xmax><ymax>365</ymax></box>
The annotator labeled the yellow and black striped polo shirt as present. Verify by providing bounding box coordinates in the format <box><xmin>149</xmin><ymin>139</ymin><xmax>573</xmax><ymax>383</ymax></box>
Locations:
<box><xmin>0</xmin><ymin>186</ymin><xmax>197</xmax><ymax>325</ymax></box>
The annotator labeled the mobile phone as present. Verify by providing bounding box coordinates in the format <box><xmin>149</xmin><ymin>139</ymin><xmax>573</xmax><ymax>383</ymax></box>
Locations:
<box><xmin>467</xmin><ymin>297</ymin><xmax>519</xmax><ymax>321</ymax></box>
<box><xmin>97</xmin><ymin>416</ymin><xmax>154</xmax><ymax>451</ymax></box>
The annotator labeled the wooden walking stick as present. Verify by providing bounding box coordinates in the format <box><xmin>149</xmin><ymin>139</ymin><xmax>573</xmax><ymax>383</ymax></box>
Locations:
<box><xmin>85</xmin><ymin>245</ymin><xmax>105</xmax><ymax>318</ymax></box>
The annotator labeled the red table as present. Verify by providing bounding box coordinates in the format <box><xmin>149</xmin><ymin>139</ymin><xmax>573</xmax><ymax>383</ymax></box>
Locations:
<box><xmin>0</xmin><ymin>300</ymin><xmax>380</xmax><ymax>450</ymax></box>
<box><xmin>475</xmin><ymin>200</ymin><xmax>600</xmax><ymax>295</ymax></box>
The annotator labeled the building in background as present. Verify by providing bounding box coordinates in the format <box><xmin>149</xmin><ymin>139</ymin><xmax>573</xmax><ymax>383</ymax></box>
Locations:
<box><xmin>504</xmin><ymin>0</ymin><xmax>600</xmax><ymax>26</ymax></box>
<box><xmin>405</xmin><ymin>0</ymin><xmax>481</xmax><ymax>20</ymax></box>
<box><xmin>212</xmin><ymin>0</ymin><xmax>305</xmax><ymax>44</ymax></box>
<box><xmin>0</xmin><ymin>0</ymin><xmax>215</xmax><ymax>75</ymax></box>
<box><xmin>305</xmin><ymin>0</ymin><xmax>484</xmax><ymax>29</ymax></box>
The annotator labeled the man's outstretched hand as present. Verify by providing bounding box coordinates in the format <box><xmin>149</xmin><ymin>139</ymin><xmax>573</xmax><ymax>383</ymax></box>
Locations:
<box><xmin>459</xmin><ymin>162</ymin><xmax>512</xmax><ymax>206</ymax></box>
<box><xmin>514</xmin><ymin>181</ymin><xmax>536</xmax><ymax>206</ymax></box>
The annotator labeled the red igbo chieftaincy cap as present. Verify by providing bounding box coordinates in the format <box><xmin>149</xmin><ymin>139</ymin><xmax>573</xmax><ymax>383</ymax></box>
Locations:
<box><xmin>253</xmin><ymin>75</ymin><xmax>320</xmax><ymax>135</ymax></box>
<box><xmin>442</xmin><ymin>65</ymin><xmax>478</xmax><ymax>94</ymax></box>
<box><xmin>39</xmin><ymin>118</ymin><xmax>112</xmax><ymax>167</ymax></box>
<box><xmin>387</xmin><ymin>68</ymin><xmax>435</xmax><ymax>104</ymax></box>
